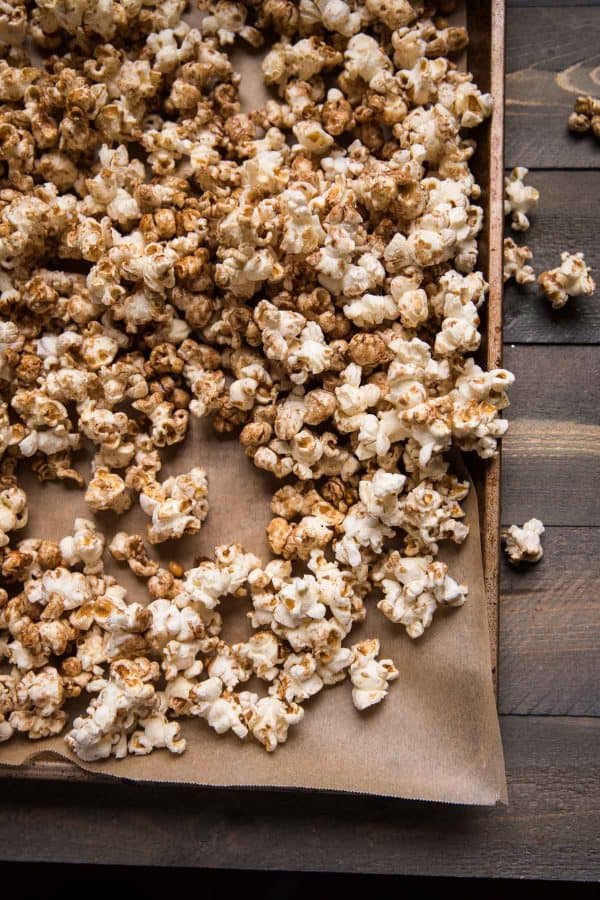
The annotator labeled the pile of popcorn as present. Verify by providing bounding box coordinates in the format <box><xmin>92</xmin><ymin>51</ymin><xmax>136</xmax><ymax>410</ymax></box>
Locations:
<box><xmin>0</xmin><ymin>0</ymin><xmax>515</xmax><ymax>761</ymax></box>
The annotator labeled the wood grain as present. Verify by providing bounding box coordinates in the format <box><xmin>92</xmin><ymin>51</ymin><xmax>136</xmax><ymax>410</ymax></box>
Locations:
<box><xmin>509</xmin><ymin>1</ymin><xmax>600</xmax><ymax>6</ymax></box>
<box><xmin>506</xmin><ymin>8</ymin><xmax>600</xmax><ymax>168</ymax></box>
<box><xmin>500</xmin><ymin>527</ymin><xmax>600</xmax><ymax>715</ymax></box>
<box><xmin>501</xmin><ymin>345</ymin><xmax>600</xmax><ymax>526</ymax></box>
<box><xmin>504</xmin><ymin>171</ymin><xmax>600</xmax><ymax>344</ymax></box>
<box><xmin>0</xmin><ymin>716</ymin><xmax>598</xmax><ymax>880</ymax></box>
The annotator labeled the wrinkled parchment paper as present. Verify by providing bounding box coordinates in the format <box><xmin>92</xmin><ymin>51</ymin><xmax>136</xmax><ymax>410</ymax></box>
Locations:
<box><xmin>0</xmin><ymin>3</ymin><xmax>507</xmax><ymax>804</ymax></box>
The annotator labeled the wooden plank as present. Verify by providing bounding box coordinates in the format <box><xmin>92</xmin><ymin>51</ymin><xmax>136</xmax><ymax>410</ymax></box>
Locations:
<box><xmin>504</xmin><ymin>171</ymin><xmax>600</xmax><ymax>344</ymax></box>
<box><xmin>506</xmin><ymin>8</ymin><xmax>600</xmax><ymax>168</ymax></box>
<box><xmin>0</xmin><ymin>717</ymin><xmax>598</xmax><ymax>880</ymax></box>
<box><xmin>499</xmin><ymin>527</ymin><xmax>600</xmax><ymax>716</ymax></box>
<box><xmin>509</xmin><ymin>1</ymin><xmax>600</xmax><ymax>7</ymax></box>
<box><xmin>501</xmin><ymin>345</ymin><xmax>600</xmax><ymax>527</ymax></box>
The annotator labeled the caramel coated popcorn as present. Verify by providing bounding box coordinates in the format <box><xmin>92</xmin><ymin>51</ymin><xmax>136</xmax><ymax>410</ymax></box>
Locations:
<box><xmin>0</xmin><ymin>1</ymin><xmax>513</xmax><ymax>760</ymax></box>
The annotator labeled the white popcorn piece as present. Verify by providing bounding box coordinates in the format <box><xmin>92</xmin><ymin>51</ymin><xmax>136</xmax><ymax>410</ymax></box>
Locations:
<box><xmin>60</xmin><ymin>518</ymin><xmax>105</xmax><ymax>575</ymax></box>
<box><xmin>503</xmin><ymin>237</ymin><xmax>535</xmax><ymax>285</ymax></box>
<box><xmin>300</xmin><ymin>0</ymin><xmax>362</xmax><ymax>37</ymax></box>
<box><xmin>201</xmin><ymin>0</ymin><xmax>263</xmax><ymax>48</ymax></box>
<box><xmin>334</xmin><ymin>364</ymin><xmax>380</xmax><ymax>433</ymax></box>
<box><xmin>262</xmin><ymin>37</ymin><xmax>342</xmax><ymax>86</ymax></box>
<box><xmin>207</xmin><ymin>640</ymin><xmax>252</xmax><ymax>689</ymax></box>
<box><xmin>0</xmin><ymin>477</ymin><xmax>27</xmax><ymax>548</ymax></box>
<box><xmin>8</xmin><ymin>667</ymin><xmax>68</xmax><ymax>741</ymax></box>
<box><xmin>538</xmin><ymin>251</ymin><xmax>595</xmax><ymax>309</ymax></box>
<box><xmin>269</xmin><ymin>653</ymin><xmax>324</xmax><ymax>703</ymax></box>
<box><xmin>189</xmin><ymin>676</ymin><xmax>254</xmax><ymax>740</ymax></box>
<box><xmin>366</xmin><ymin>0</ymin><xmax>418</xmax><ymax>29</ymax></box>
<box><xmin>233</xmin><ymin>632</ymin><xmax>284</xmax><ymax>682</ymax></box>
<box><xmin>139</xmin><ymin>467</ymin><xmax>209</xmax><ymax>544</ymax></box>
<box><xmin>502</xmin><ymin>518</ymin><xmax>545</xmax><ymax>565</ymax></box>
<box><xmin>344</xmin><ymin>33</ymin><xmax>392</xmax><ymax>87</ymax></box>
<box><xmin>25</xmin><ymin>566</ymin><xmax>94</xmax><ymax>612</ymax></box>
<box><xmin>128</xmin><ymin>712</ymin><xmax>186</xmax><ymax>756</ymax></box>
<box><xmin>373</xmin><ymin>552</ymin><xmax>467</xmax><ymax>638</ymax></box>
<box><xmin>293</xmin><ymin>120</ymin><xmax>335</xmax><ymax>155</ymax></box>
<box><xmin>504</xmin><ymin>167</ymin><xmax>539</xmax><ymax>232</ymax></box>
<box><xmin>65</xmin><ymin>658</ymin><xmax>162</xmax><ymax>762</ymax></box>
<box><xmin>335</xmin><ymin>501</ymin><xmax>395</xmax><ymax>567</ymax></box>
<box><xmin>349</xmin><ymin>639</ymin><xmax>399</xmax><ymax>711</ymax></box>
<box><xmin>244</xmin><ymin>695</ymin><xmax>304</xmax><ymax>752</ymax></box>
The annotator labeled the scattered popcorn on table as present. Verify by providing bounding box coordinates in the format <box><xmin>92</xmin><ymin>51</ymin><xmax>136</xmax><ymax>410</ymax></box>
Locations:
<box><xmin>504</xmin><ymin>166</ymin><xmax>539</xmax><ymax>232</ymax></box>
<box><xmin>538</xmin><ymin>252</ymin><xmax>595</xmax><ymax>310</ymax></box>
<box><xmin>568</xmin><ymin>95</ymin><xmax>600</xmax><ymax>141</ymax></box>
<box><xmin>503</xmin><ymin>238</ymin><xmax>535</xmax><ymax>286</ymax></box>
<box><xmin>0</xmin><ymin>0</ymin><xmax>516</xmax><ymax>759</ymax></box>
<box><xmin>502</xmin><ymin>518</ymin><xmax>545</xmax><ymax>565</ymax></box>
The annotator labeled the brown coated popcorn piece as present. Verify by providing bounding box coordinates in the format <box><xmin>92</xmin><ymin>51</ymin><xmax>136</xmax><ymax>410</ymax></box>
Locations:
<box><xmin>568</xmin><ymin>95</ymin><xmax>600</xmax><ymax>141</ymax></box>
<box><xmin>109</xmin><ymin>532</ymin><xmax>160</xmax><ymax>578</ymax></box>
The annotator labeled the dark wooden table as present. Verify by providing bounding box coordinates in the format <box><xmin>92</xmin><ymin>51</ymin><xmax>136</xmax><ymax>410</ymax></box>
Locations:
<box><xmin>1</xmin><ymin>2</ymin><xmax>599</xmax><ymax>881</ymax></box>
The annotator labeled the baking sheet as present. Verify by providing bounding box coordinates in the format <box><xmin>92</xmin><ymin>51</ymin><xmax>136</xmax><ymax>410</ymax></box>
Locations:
<box><xmin>0</xmin><ymin>3</ymin><xmax>507</xmax><ymax>804</ymax></box>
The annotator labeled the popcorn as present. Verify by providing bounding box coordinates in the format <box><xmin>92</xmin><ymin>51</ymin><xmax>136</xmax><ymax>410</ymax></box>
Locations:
<box><xmin>504</xmin><ymin>167</ymin><xmax>539</xmax><ymax>232</ymax></box>
<box><xmin>60</xmin><ymin>519</ymin><xmax>105</xmax><ymax>575</ymax></box>
<box><xmin>262</xmin><ymin>37</ymin><xmax>342</xmax><ymax>85</ymax></box>
<box><xmin>139</xmin><ymin>467</ymin><xmax>209</xmax><ymax>544</ymax></box>
<box><xmin>189</xmin><ymin>676</ymin><xmax>253</xmax><ymax>740</ymax></box>
<box><xmin>269</xmin><ymin>652</ymin><xmax>324</xmax><ymax>703</ymax></box>
<box><xmin>349</xmin><ymin>639</ymin><xmax>399</xmax><ymax>710</ymax></box>
<box><xmin>8</xmin><ymin>667</ymin><xmax>69</xmax><ymax>741</ymax></box>
<box><xmin>109</xmin><ymin>532</ymin><xmax>159</xmax><ymax>578</ymax></box>
<box><xmin>300</xmin><ymin>0</ymin><xmax>361</xmax><ymax>37</ymax></box>
<box><xmin>344</xmin><ymin>34</ymin><xmax>392</xmax><ymax>87</ymax></box>
<box><xmin>502</xmin><ymin>518</ymin><xmax>545</xmax><ymax>565</ymax></box>
<box><xmin>128</xmin><ymin>713</ymin><xmax>186</xmax><ymax>756</ymax></box>
<box><xmin>293</xmin><ymin>120</ymin><xmax>335</xmax><ymax>155</ymax></box>
<box><xmin>538</xmin><ymin>251</ymin><xmax>596</xmax><ymax>309</ymax></box>
<box><xmin>568</xmin><ymin>95</ymin><xmax>600</xmax><ymax>141</ymax></box>
<box><xmin>503</xmin><ymin>238</ymin><xmax>535</xmax><ymax>285</ymax></box>
<box><xmin>373</xmin><ymin>552</ymin><xmax>467</xmax><ymax>638</ymax></box>
<box><xmin>85</xmin><ymin>468</ymin><xmax>132</xmax><ymax>515</ymax></box>
<box><xmin>233</xmin><ymin>632</ymin><xmax>284</xmax><ymax>681</ymax></box>
<box><xmin>0</xmin><ymin>1</ymin><xmax>516</xmax><ymax>759</ymax></box>
<box><xmin>207</xmin><ymin>640</ymin><xmax>252</xmax><ymax>689</ymax></box>
<box><xmin>0</xmin><ymin>476</ymin><xmax>28</xmax><ymax>548</ymax></box>
<box><xmin>244</xmin><ymin>695</ymin><xmax>304</xmax><ymax>751</ymax></box>
<box><xmin>65</xmin><ymin>658</ymin><xmax>163</xmax><ymax>762</ymax></box>
<box><xmin>366</xmin><ymin>0</ymin><xmax>419</xmax><ymax>29</ymax></box>
<box><xmin>200</xmin><ymin>1</ymin><xmax>263</xmax><ymax>48</ymax></box>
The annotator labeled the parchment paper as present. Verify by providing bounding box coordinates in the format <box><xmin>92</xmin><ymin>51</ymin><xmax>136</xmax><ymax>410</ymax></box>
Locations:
<box><xmin>0</xmin><ymin>416</ymin><xmax>507</xmax><ymax>805</ymax></box>
<box><xmin>0</xmin><ymin>2</ymin><xmax>507</xmax><ymax>804</ymax></box>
